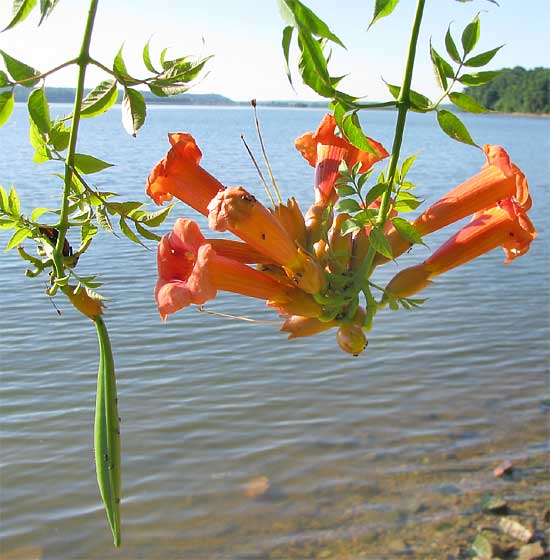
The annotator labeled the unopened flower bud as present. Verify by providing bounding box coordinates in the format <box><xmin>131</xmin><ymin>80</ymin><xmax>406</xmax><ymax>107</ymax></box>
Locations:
<box><xmin>305</xmin><ymin>202</ymin><xmax>332</xmax><ymax>245</ymax></box>
<box><xmin>336</xmin><ymin>324</ymin><xmax>368</xmax><ymax>356</ymax></box>
<box><xmin>281</xmin><ymin>315</ymin><xmax>337</xmax><ymax>338</ymax></box>
<box><xmin>328</xmin><ymin>213</ymin><xmax>352</xmax><ymax>273</ymax></box>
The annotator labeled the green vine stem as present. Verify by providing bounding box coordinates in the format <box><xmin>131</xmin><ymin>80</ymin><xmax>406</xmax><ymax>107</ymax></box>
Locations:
<box><xmin>375</xmin><ymin>0</ymin><xmax>425</xmax><ymax>228</ymax></box>
<box><xmin>52</xmin><ymin>0</ymin><xmax>99</xmax><ymax>282</ymax></box>
<box><xmin>357</xmin><ymin>0</ymin><xmax>426</xmax><ymax>285</ymax></box>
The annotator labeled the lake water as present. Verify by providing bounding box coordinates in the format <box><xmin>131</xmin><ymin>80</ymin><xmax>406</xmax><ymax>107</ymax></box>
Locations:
<box><xmin>0</xmin><ymin>105</ymin><xmax>548</xmax><ymax>559</ymax></box>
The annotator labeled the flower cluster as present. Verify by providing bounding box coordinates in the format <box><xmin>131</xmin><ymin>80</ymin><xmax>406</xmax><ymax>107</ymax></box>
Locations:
<box><xmin>146</xmin><ymin>115</ymin><xmax>535</xmax><ymax>355</ymax></box>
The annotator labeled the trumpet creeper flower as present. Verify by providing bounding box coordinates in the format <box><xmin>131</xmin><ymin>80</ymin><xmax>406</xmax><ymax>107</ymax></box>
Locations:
<box><xmin>295</xmin><ymin>114</ymin><xmax>389</xmax><ymax>204</ymax></box>
<box><xmin>146</xmin><ymin>133</ymin><xmax>224</xmax><ymax>215</ymax></box>
<box><xmin>384</xmin><ymin>198</ymin><xmax>536</xmax><ymax>300</ymax></box>
<box><xmin>156</xmin><ymin>218</ymin><xmax>301</xmax><ymax>320</ymax></box>
<box><xmin>381</xmin><ymin>144</ymin><xmax>532</xmax><ymax>263</ymax></box>
<box><xmin>208</xmin><ymin>186</ymin><xmax>325</xmax><ymax>294</ymax></box>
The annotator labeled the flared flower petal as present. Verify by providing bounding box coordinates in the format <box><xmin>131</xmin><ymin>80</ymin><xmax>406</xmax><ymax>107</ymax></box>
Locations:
<box><xmin>384</xmin><ymin>198</ymin><xmax>537</xmax><ymax>300</ymax></box>
<box><xmin>146</xmin><ymin>133</ymin><xmax>224</xmax><ymax>215</ymax></box>
<box><xmin>155</xmin><ymin>220</ymin><xmax>217</xmax><ymax>320</ymax></box>
<box><xmin>296</xmin><ymin>114</ymin><xmax>389</xmax><ymax>204</ymax></box>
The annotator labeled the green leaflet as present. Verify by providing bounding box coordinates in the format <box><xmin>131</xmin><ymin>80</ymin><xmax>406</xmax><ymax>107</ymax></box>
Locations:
<box><xmin>81</xmin><ymin>80</ymin><xmax>119</xmax><ymax>118</ymax></box>
<box><xmin>2</xmin><ymin>0</ymin><xmax>37</xmax><ymax>31</ymax></box>
<box><xmin>464</xmin><ymin>45</ymin><xmax>503</xmax><ymax>67</ymax></box>
<box><xmin>369</xmin><ymin>227</ymin><xmax>393</xmax><ymax>260</ymax></box>
<box><xmin>74</xmin><ymin>153</ymin><xmax>114</xmax><ymax>174</ymax></box>
<box><xmin>297</xmin><ymin>30</ymin><xmax>334</xmax><ymax>97</ymax></box>
<box><xmin>277</xmin><ymin>0</ymin><xmax>344</xmax><ymax>47</ymax></box>
<box><xmin>436</xmin><ymin>109</ymin><xmax>478</xmax><ymax>147</ymax></box>
<box><xmin>391</xmin><ymin>217</ymin><xmax>425</xmax><ymax>245</ymax></box>
<box><xmin>281</xmin><ymin>26</ymin><xmax>294</xmax><ymax>87</ymax></box>
<box><xmin>461</xmin><ymin>14</ymin><xmax>480</xmax><ymax>55</ymax></box>
<box><xmin>0</xmin><ymin>90</ymin><xmax>15</xmax><ymax>127</ymax></box>
<box><xmin>27</xmin><ymin>87</ymin><xmax>51</xmax><ymax>134</ymax></box>
<box><xmin>449</xmin><ymin>91</ymin><xmax>489</xmax><ymax>114</ymax></box>
<box><xmin>444</xmin><ymin>25</ymin><xmax>461</xmax><ymax>64</ymax></box>
<box><xmin>142</xmin><ymin>37</ymin><xmax>158</xmax><ymax>73</ymax></box>
<box><xmin>0</xmin><ymin>49</ymin><xmax>40</xmax><ymax>87</ymax></box>
<box><xmin>342</xmin><ymin>113</ymin><xmax>377</xmax><ymax>154</ymax></box>
<box><xmin>121</xmin><ymin>88</ymin><xmax>146</xmax><ymax>136</ymax></box>
<box><xmin>369</xmin><ymin>0</ymin><xmax>400</xmax><ymax>30</ymax></box>
<box><xmin>458</xmin><ymin>70</ymin><xmax>502</xmax><ymax>86</ymax></box>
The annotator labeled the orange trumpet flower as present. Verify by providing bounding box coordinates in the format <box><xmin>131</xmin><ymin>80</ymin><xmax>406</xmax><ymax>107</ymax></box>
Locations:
<box><xmin>146</xmin><ymin>133</ymin><xmax>224</xmax><ymax>215</ymax></box>
<box><xmin>383</xmin><ymin>198</ymin><xmax>536</xmax><ymax>300</ymax></box>
<box><xmin>380</xmin><ymin>144</ymin><xmax>532</xmax><ymax>263</ymax></box>
<box><xmin>155</xmin><ymin>218</ymin><xmax>298</xmax><ymax>320</ymax></box>
<box><xmin>207</xmin><ymin>186</ymin><xmax>326</xmax><ymax>294</ymax></box>
<box><xmin>295</xmin><ymin>114</ymin><xmax>389</xmax><ymax>204</ymax></box>
<box><xmin>414</xmin><ymin>144</ymin><xmax>531</xmax><ymax>236</ymax></box>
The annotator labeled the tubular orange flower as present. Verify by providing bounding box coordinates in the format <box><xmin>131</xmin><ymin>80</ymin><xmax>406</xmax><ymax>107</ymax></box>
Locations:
<box><xmin>146</xmin><ymin>133</ymin><xmax>224</xmax><ymax>215</ymax></box>
<box><xmin>384</xmin><ymin>198</ymin><xmax>537</xmax><ymax>300</ymax></box>
<box><xmin>295</xmin><ymin>114</ymin><xmax>389</xmax><ymax>204</ymax></box>
<box><xmin>380</xmin><ymin>144</ymin><xmax>532</xmax><ymax>264</ymax></box>
<box><xmin>208</xmin><ymin>186</ymin><xmax>301</xmax><ymax>267</ymax></box>
<box><xmin>208</xmin><ymin>239</ymin><xmax>274</xmax><ymax>265</ymax></box>
<box><xmin>207</xmin><ymin>186</ymin><xmax>326</xmax><ymax>294</ymax></box>
<box><xmin>414</xmin><ymin>144</ymin><xmax>531</xmax><ymax>236</ymax></box>
<box><xmin>155</xmin><ymin>218</ymin><xmax>296</xmax><ymax>320</ymax></box>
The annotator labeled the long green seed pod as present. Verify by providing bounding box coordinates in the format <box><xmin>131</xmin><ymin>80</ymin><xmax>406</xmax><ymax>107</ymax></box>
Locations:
<box><xmin>93</xmin><ymin>316</ymin><xmax>121</xmax><ymax>547</ymax></box>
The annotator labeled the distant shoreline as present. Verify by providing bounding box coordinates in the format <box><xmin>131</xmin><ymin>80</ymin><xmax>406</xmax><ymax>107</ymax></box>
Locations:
<box><xmin>10</xmin><ymin>87</ymin><xmax>550</xmax><ymax>116</ymax></box>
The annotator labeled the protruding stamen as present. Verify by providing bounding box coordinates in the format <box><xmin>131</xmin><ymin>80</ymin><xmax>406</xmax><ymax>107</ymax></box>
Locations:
<box><xmin>240</xmin><ymin>134</ymin><xmax>276</xmax><ymax>207</ymax></box>
<box><xmin>197</xmin><ymin>305</ymin><xmax>282</xmax><ymax>325</ymax></box>
<box><xmin>251</xmin><ymin>99</ymin><xmax>283</xmax><ymax>204</ymax></box>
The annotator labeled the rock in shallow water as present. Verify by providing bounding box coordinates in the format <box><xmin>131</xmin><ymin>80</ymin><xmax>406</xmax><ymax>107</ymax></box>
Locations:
<box><xmin>481</xmin><ymin>496</ymin><xmax>509</xmax><ymax>515</ymax></box>
<box><xmin>243</xmin><ymin>475</ymin><xmax>270</xmax><ymax>498</ymax></box>
<box><xmin>493</xmin><ymin>460</ymin><xmax>514</xmax><ymax>478</ymax></box>
<box><xmin>518</xmin><ymin>541</ymin><xmax>546</xmax><ymax>560</ymax></box>
<box><xmin>498</xmin><ymin>517</ymin><xmax>535</xmax><ymax>543</ymax></box>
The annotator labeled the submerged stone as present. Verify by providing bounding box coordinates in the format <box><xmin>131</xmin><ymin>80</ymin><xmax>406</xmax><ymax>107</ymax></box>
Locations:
<box><xmin>481</xmin><ymin>496</ymin><xmax>509</xmax><ymax>515</ymax></box>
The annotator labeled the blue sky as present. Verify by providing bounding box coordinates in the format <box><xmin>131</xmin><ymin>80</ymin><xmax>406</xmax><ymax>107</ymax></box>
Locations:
<box><xmin>1</xmin><ymin>0</ymin><xmax>548</xmax><ymax>101</ymax></box>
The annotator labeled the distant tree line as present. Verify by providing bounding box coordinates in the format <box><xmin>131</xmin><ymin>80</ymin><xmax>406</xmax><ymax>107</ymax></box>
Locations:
<box><xmin>464</xmin><ymin>67</ymin><xmax>550</xmax><ymax>114</ymax></box>
<box><xmin>12</xmin><ymin>87</ymin><xmax>328</xmax><ymax>108</ymax></box>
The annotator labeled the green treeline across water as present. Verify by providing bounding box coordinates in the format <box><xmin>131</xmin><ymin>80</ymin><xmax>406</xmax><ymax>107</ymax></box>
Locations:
<box><xmin>464</xmin><ymin>67</ymin><xmax>550</xmax><ymax>114</ymax></box>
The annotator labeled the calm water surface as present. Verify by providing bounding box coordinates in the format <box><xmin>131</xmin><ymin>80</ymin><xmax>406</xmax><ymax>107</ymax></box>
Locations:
<box><xmin>0</xmin><ymin>105</ymin><xmax>549</xmax><ymax>559</ymax></box>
